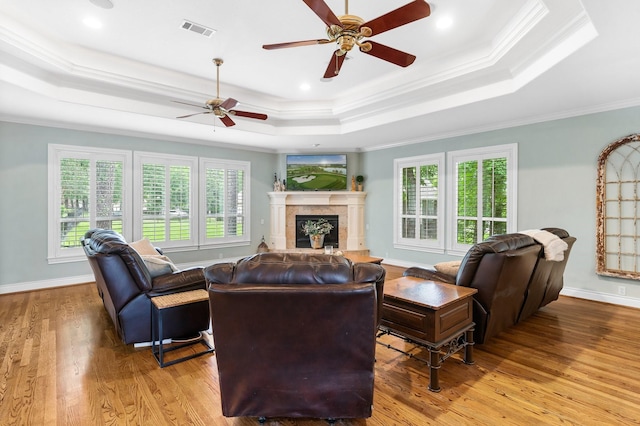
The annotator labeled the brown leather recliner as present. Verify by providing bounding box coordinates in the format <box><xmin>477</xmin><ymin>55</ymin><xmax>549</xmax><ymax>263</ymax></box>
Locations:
<box><xmin>82</xmin><ymin>229</ymin><xmax>209</xmax><ymax>344</ymax></box>
<box><xmin>204</xmin><ymin>253</ymin><xmax>386</xmax><ymax>421</ymax></box>
<box><xmin>404</xmin><ymin>233</ymin><xmax>542</xmax><ymax>344</ymax></box>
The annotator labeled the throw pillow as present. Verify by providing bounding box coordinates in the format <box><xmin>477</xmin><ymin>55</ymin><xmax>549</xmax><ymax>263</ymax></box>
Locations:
<box><xmin>129</xmin><ymin>238</ymin><xmax>159</xmax><ymax>256</ymax></box>
<box><xmin>141</xmin><ymin>254</ymin><xmax>179</xmax><ymax>278</ymax></box>
<box><xmin>434</xmin><ymin>260</ymin><xmax>462</xmax><ymax>277</ymax></box>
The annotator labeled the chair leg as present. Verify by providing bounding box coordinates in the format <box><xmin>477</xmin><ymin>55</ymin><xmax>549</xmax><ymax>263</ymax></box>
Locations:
<box><xmin>258</xmin><ymin>416</ymin><xmax>266</xmax><ymax>424</ymax></box>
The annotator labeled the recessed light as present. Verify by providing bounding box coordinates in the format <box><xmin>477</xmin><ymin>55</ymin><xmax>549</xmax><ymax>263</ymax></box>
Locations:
<box><xmin>83</xmin><ymin>16</ymin><xmax>103</xmax><ymax>29</ymax></box>
<box><xmin>89</xmin><ymin>0</ymin><xmax>114</xmax><ymax>9</ymax></box>
<box><xmin>300</xmin><ymin>83</ymin><xmax>311</xmax><ymax>91</ymax></box>
<box><xmin>436</xmin><ymin>16</ymin><xmax>453</xmax><ymax>30</ymax></box>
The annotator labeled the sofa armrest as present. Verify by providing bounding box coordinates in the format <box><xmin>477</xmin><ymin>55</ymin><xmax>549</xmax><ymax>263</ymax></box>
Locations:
<box><xmin>148</xmin><ymin>267</ymin><xmax>206</xmax><ymax>296</ymax></box>
<box><xmin>403</xmin><ymin>266</ymin><xmax>456</xmax><ymax>284</ymax></box>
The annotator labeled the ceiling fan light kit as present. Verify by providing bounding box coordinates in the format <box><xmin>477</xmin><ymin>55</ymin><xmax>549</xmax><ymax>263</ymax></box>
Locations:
<box><xmin>263</xmin><ymin>0</ymin><xmax>431</xmax><ymax>78</ymax></box>
<box><xmin>173</xmin><ymin>58</ymin><xmax>268</xmax><ymax>128</ymax></box>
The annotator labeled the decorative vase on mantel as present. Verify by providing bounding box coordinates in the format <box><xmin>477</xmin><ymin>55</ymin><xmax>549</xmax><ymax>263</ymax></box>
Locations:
<box><xmin>309</xmin><ymin>234</ymin><xmax>325</xmax><ymax>249</ymax></box>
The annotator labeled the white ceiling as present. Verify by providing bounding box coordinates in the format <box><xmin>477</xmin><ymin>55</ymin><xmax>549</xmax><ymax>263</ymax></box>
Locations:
<box><xmin>1</xmin><ymin>0</ymin><xmax>640</xmax><ymax>153</ymax></box>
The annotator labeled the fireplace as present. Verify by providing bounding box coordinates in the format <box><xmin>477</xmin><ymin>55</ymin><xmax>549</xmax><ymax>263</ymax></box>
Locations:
<box><xmin>268</xmin><ymin>191</ymin><xmax>367</xmax><ymax>251</ymax></box>
<box><xmin>296</xmin><ymin>215</ymin><xmax>339</xmax><ymax>248</ymax></box>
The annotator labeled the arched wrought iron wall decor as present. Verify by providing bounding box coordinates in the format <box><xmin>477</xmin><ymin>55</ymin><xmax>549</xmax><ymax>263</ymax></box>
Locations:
<box><xmin>596</xmin><ymin>133</ymin><xmax>640</xmax><ymax>279</ymax></box>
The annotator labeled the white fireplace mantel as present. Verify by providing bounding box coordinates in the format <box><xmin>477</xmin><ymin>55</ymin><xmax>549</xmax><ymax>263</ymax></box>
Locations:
<box><xmin>268</xmin><ymin>191</ymin><xmax>367</xmax><ymax>251</ymax></box>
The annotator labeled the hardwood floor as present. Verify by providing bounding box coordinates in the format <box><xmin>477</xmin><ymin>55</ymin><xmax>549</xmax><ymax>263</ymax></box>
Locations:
<box><xmin>1</xmin><ymin>265</ymin><xmax>639</xmax><ymax>425</ymax></box>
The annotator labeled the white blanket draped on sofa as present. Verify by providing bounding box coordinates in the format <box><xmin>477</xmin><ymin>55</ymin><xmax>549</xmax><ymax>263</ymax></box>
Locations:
<box><xmin>519</xmin><ymin>229</ymin><xmax>568</xmax><ymax>261</ymax></box>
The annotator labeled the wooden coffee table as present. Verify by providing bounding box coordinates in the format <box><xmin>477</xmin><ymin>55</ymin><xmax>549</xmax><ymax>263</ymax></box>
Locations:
<box><xmin>378</xmin><ymin>276</ymin><xmax>477</xmax><ymax>392</ymax></box>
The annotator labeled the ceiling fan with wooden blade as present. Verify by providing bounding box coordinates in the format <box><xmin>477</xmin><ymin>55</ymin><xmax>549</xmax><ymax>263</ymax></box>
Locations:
<box><xmin>263</xmin><ymin>0</ymin><xmax>431</xmax><ymax>78</ymax></box>
<box><xmin>173</xmin><ymin>58</ymin><xmax>267</xmax><ymax>127</ymax></box>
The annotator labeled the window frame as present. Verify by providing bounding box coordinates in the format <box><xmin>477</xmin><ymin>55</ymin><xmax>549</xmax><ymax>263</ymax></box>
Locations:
<box><xmin>393</xmin><ymin>153</ymin><xmax>446</xmax><ymax>253</ymax></box>
<box><xmin>132</xmin><ymin>151</ymin><xmax>199</xmax><ymax>250</ymax></box>
<box><xmin>199</xmin><ymin>158</ymin><xmax>251</xmax><ymax>248</ymax></box>
<box><xmin>48</xmin><ymin>144</ymin><xmax>132</xmax><ymax>263</ymax></box>
<box><xmin>49</xmin><ymin>146</ymin><xmax>254</xmax><ymax>263</ymax></box>
<box><xmin>446</xmin><ymin>143</ymin><xmax>518</xmax><ymax>255</ymax></box>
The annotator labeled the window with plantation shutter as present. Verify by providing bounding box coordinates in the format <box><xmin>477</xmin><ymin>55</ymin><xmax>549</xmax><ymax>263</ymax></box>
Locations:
<box><xmin>394</xmin><ymin>153</ymin><xmax>445</xmax><ymax>252</ymax></box>
<box><xmin>48</xmin><ymin>145</ymin><xmax>130</xmax><ymax>262</ymax></box>
<box><xmin>134</xmin><ymin>152</ymin><xmax>197</xmax><ymax>248</ymax></box>
<box><xmin>200</xmin><ymin>158</ymin><xmax>250</xmax><ymax>246</ymax></box>
<box><xmin>50</xmin><ymin>146</ymin><xmax>252</xmax><ymax>262</ymax></box>
<box><xmin>447</xmin><ymin>144</ymin><xmax>517</xmax><ymax>255</ymax></box>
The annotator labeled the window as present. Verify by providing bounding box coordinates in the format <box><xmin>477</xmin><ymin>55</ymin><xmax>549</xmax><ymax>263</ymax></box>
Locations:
<box><xmin>133</xmin><ymin>152</ymin><xmax>198</xmax><ymax>248</ymax></box>
<box><xmin>447</xmin><ymin>144</ymin><xmax>517</xmax><ymax>255</ymax></box>
<box><xmin>200</xmin><ymin>158</ymin><xmax>250</xmax><ymax>246</ymax></box>
<box><xmin>394</xmin><ymin>153</ymin><xmax>445</xmax><ymax>252</ymax></box>
<box><xmin>49</xmin><ymin>146</ymin><xmax>252</xmax><ymax>262</ymax></box>
<box><xmin>48</xmin><ymin>145</ymin><xmax>131</xmax><ymax>262</ymax></box>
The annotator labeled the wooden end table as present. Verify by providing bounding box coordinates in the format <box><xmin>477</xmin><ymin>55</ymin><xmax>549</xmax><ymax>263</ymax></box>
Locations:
<box><xmin>151</xmin><ymin>289</ymin><xmax>214</xmax><ymax>368</ymax></box>
<box><xmin>378</xmin><ymin>276</ymin><xmax>477</xmax><ymax>392</ymax></box>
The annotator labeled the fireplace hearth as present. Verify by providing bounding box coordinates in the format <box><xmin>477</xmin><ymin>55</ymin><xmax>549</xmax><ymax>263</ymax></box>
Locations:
<box><xmin>296</xmin><ymin>215</ymin><xmax>339</xmax><ymax>248</ymax></box>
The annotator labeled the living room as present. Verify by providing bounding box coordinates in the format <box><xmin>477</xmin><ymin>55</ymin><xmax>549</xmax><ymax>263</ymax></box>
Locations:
<box><xmin>1</xmin><ymin>0</ymin><xmax>640</xmax><ymax>424</ymax></box>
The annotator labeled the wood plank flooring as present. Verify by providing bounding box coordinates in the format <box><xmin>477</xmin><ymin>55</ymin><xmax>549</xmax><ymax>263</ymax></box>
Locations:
<box><xmin>1</xmin><ymin>264</ymin><xmax>639</xmax><ymax>425</ymax></box>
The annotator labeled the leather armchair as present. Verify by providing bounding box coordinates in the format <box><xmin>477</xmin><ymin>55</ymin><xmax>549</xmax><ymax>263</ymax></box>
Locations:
<box><xmin>82</xmin><ymin>229</ymin><xmax>209</xmax><ymax>344</ymax></box>
<box><xmin>204</xmin><ymin>253</ymin><xmax>385</xmax><ymax>421</ymax></box>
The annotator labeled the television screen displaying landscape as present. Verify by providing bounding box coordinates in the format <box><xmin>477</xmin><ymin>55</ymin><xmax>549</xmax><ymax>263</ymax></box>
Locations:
<box><xmin>286</xmin><ymin>154</ymin><xmax>347</xmax><ymax>191</ymax></box>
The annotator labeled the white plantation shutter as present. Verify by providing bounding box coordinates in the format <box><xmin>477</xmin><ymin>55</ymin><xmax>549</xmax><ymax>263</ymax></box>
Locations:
<box><xmin>59</xmin><ymin>157</ymin><xmax>90</xmax><ymax>249</ymax></box>
<box><xmin>142</xmin><ymin>163</ymin><xmax>166</xmax><ymax>241</ymax></box>
<box><xmin>170</xmin><ymin>165</ymin><xmax>191</xmax><ymax>241</ymax></box>
<box><xmin>447</xmin><ymin>144</ymin><xmax>517</xmax><ymax>255</ymax></box>
<box><xmin>48</xmin><ymin>145</ymin><xmax>130</xmax><ymax>261</ymax></box>
<box><xmin>394</xmin><ymin>154</ymin><xmax>445</xmax><ymax>252</ymax></box>
<box><xmin>134</xmin><ymin>152</ymin><xmax>197</xmax><ymax>248</ymax></box>
<box><xmin>200</xmin><ymin>158</ymin><xmax>250</xmax><ymax>245</ymax></box>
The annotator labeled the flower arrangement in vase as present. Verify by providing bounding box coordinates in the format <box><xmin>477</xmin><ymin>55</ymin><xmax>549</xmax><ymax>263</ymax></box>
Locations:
<box><xmin>302</xmin><ymin>218</ymin><xmax>334</xmax><ymax>249</ymax></box>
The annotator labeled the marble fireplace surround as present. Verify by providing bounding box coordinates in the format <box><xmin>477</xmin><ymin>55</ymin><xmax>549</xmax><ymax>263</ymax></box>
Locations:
<box><xmin>268</xmin><ymin>191</ymin><xmax>367</xmax><ymax>252</ymax></box>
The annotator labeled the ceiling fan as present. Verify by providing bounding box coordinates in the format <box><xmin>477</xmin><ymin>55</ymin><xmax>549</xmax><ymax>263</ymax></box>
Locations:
<box><xmin>173</xmin><ymin>58</ymin><xmax>268</xmax><ymax>127</ymax></box>
<box><xmin>263</xmin><ymin>0</ymin><xmax>431</xmax><ymax>78</ymax></box>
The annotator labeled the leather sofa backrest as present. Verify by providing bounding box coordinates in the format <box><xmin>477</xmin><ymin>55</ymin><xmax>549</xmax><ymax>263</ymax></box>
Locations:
<box><xmin>205</xmin><ymin>252</ymin><xmax>386</xmax><ymax>325</ymax></box>
<box><xmin>83</xmin><ymin>229</ymin><xmax>153</xmax><ymax>292</ymax></box>
<box><xmin>456</xmin><ymin>233</ymin><xmax>538</xmax><ymax>289</ymax></box>
<box><xmin>235</xmin><ymin>252</ymin><xmax>353</xmax><ymax>284</ymax></box>
<box><xmin>455</xmin><ymin>233</ymin><xmax>541</xmax><ymax>343</ymax></box>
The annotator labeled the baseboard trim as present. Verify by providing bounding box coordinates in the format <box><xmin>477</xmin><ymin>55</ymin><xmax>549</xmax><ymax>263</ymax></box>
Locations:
<box><xmin>0</xmin><ymin>274</ymin><xmax>95</xmax><ymax>295</ymax></box>
<box><xmin>560</xmin><ymin>287</ymin><xmax>640</xmax><ymax>309</ymax></box>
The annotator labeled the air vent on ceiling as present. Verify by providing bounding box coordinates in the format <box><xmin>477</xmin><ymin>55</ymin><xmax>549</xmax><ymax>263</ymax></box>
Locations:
<box><xmin>181</xmin><ymin>20</ymin><xmax>216</xmax><ymax>38</ymax></box>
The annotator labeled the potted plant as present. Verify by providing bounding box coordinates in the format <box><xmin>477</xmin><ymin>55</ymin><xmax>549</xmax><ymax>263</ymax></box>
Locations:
<box><xmin>356</xmin><ymin>175</ymin><xmax>364</xmax><ymax>191</ymax></box>
<box><xmin>302</xmin><ymin>218</ymin><xmax>334</xmax><ymax>249</ymax></box>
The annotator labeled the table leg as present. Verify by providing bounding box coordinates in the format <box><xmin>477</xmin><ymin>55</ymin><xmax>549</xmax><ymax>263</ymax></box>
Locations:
<box><xmin>464</xmin><ymin>327</ymin><xmax>475</xmax><ymax>365</ymax></box>
<box><xmin>428</xmin><ymin>347</ymin><xmax>441</xmax><ymax>392</ymax></box>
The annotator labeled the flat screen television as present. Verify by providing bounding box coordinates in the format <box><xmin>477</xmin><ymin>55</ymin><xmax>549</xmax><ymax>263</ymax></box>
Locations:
<box><xmin>286</xmin><ymin>154</ymin><xmax>348</xmax><ymax>191</ymax></box>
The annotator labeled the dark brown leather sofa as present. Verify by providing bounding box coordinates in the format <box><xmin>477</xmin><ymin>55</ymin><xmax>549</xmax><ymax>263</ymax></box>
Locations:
<box><xmin>403</xmin><ymin>229</ymin><xmax>574</xmax><ymax>344</ymax></box>
<box><xmin>82</xmin><ymin>229</ymin><xmax>209</xmax><ymax>344</ymax></box>
<box><xmin>204</xmin><ymin>252</ymin><xmax>386</xmax><ymax>422</ymax></box>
